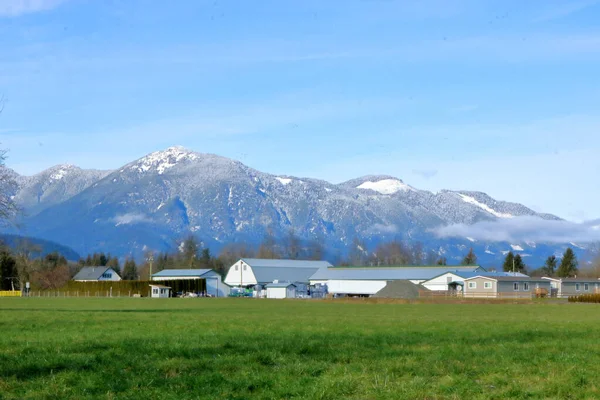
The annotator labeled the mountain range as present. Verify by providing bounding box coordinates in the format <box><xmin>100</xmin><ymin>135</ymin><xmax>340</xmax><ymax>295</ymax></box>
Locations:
<box><xmin>1</xmin><ymin>146</ymin><xmax>586</xmax><ymax>266</ymax></box>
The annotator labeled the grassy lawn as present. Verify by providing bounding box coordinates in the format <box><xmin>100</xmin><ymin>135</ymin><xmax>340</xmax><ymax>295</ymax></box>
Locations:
<box><xmin>0</xmin><ymin>298</ymin><xmax>599</xmax><ymax>399</ymax></box>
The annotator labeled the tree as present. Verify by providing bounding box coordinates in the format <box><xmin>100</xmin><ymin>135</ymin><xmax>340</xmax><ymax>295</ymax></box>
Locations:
<box><xmin>541</xmin><ymin>255</ymin><xmax>557</xmax><ymax>277</ymax></box>
<box><xmin>502</xmin><ymin>251</ymin><xmax>515</xmax><ymax>272</ymax></box>
<box><xmin>283</xmin><ymin>229</ymin><xmax>301</xmax><ymax>259</ymax></box>
<box><xmin>122</xmin><ymin>259</ymin><xmax>137</xmax><ymax>280</ymax></box>
<box><xmin>0</xmin><ymin>249</ymin><xmax>17</xmax><ymax>290</ymax></box>
<box><xmin>512</xmin><ymin>254</ymin><xmax>527</xmax><ymax>274</ymax></box>
<box><xmin>436</xmin><ymin>257</ymin><xmax>447</xmax><ymax>266</ymax></box>
<box><xmin>462</xmin><ymin>248</ymin><xmax>477</xmax><ymax>265</ymax></box>
<box><xmin>180</xmin><ymin>235</ymin><xmax>200</xmax><ymax>268</ymax></box>
<box><xmin>0</xmin><ymin>149</ymin><xmax>18</xmax><ymax>223</ymax></box>
<box><xmin>557</xmin><ymin>248</ymin><xmax>578</xmax><ymax>278</ymax></box>
<box><xmin>257</xmin><ymin>229</ymin><xmax>280</xmax><ymax>259</ymax></box>
<box><xmin>107</xmin><ymin>256</ymin><xmax>121</xmax><ymax>275</ymax></box>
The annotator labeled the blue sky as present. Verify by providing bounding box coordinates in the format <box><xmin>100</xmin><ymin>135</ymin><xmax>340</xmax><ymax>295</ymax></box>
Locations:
<box><xmin>1</xmin><ymin>0</ymin><xmax>599</xmax><ymax>221</ymax></box>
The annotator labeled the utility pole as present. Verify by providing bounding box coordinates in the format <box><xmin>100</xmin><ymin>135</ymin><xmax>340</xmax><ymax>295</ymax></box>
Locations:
<box><xmin>148</xmin><ymin>253</ymin><xmax>154</xmax><ymax>281</ymax></box>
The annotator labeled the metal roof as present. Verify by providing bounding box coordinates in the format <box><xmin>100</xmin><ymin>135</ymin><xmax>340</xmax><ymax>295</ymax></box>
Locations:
<box><xmin>464</xmin><ymin>275</ymin><xmax>550</xmax><ymax>282</ymax></box>
<box><xmin>152</xmin><ymin>269</ymin><xmax>213</xmax><ymax>278</ymax></box>
<box><xmin>309</xmin><ymin>266</ymin><xmax>484</xmax><ymax>281</ymax></box>
<box><xmin>240</xmin><ymin>258</ymin><xmax>333</xmax><ymax>268</ymax></box>
<box><xmin>266</xmin><ymin>282</ymin><xmax>296</xmax><ymax>288</ymax></box>
<box><xmin>542</xmin><ymin>277</ymin><xmax>600</xmax><ymax>283</ymax></box>
<box><xmin>73</xmin><ymin>267</ymin><xmax>112</xmax><ymax>281</ymax></box>
<box><xmin>427</xmin><ymin>270</ymin><xmax>528</xmax><ymax>281</ymax></box>
<box><xmin>252</xmin><ymin>267</ymin><xmax>322</xmax><ymax>284</ymax></box>
<box><xmin>149</xmin><ymin>284</ymin><xmax>171</xmax><ymax>288</ymax></box>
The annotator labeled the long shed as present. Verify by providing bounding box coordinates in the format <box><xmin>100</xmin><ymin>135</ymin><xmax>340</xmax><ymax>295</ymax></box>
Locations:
<box><xmin>152</xmin><ymin>269</ymin><xmax>230</xmax><ymax>297</ymax></box>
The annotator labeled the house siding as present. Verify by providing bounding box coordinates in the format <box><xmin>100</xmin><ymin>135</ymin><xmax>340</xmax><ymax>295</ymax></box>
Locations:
<box><xmin>463</xmin><ymin>277</ymin><xmax>497</xmax><ymax>298</ymax></box>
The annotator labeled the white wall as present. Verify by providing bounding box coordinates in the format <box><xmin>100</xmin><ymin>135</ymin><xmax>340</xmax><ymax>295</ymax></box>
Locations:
<box><xmin>224</xmin><ymin>260</ymin><xmax>258</xmax><ymax>286</ymax></box>
<box><xmin>97</xmin><ymin>268</ymin><xmax>122</xmax><ymax>281</ymax></box>
<box><xmin>323</xmin><ymin>280</ymin><xmax>388</xmax><ymax>296</ymax></box>
<box><xmin>267</xmin><ymin>287</ymin><xmax>288</xmax><ymax>299</ymax></box>
<box><xmin>422</xmin><ymin>273</ymin><xmax>463</xmax><ymax>291</ymax></box>
<box><xmin>203</xmin><ymin>272</ymin><xmax>231</xmax><ymax>297</ymax></box>
<box><xmin>150</xmin><ymin>287</ymin><xmax>170</xmax><ymax>298</ymax></box>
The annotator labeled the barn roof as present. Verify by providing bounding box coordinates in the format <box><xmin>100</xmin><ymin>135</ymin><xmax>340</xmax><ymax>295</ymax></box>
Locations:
<box><xmin>464</xmin><ymin>275</ymin><xmax>549</xmax><ymax>282</ymax></box>
<box><xmin>240</xmin><ymin>259</ymin><xmax>332</xmax><ymax>268</ymax></box>
<box><xmin>266</xmin><ymin>282</ymin><xmax>296</xmax><ymax>288</ymax></box>
<box><xmin>152</xmin><ymin>269</ymin><xmax>213</xmax><ymax>278</ymax></box>
<box><xmin>253</xmin><ymin>267</ymin><xmax>322</xmax><ymax>284</ymax></box>
<box><xmin>73</xmin><ymin>267</ymin><xmax>112</xmax><ymax>281</ymax></box>
<box><xmin>310</xmin><ymin>266</ymin><xmax>484</xmax><ymax>281</ymax></box>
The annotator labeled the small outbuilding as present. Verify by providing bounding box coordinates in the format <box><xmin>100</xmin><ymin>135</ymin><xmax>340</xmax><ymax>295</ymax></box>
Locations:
<box><xmin>266</xmin><ymin>282</ymin><xmax>296</xmax><ymax>299</ymax></box>
<box><xmin>151</xmin><ymin>269</ymin><xmax>230</xmax><ymax>297</ymax></box>
<box><xmin>150</xmin><ymin>284</ymin><xmax>171</xmax><ymax>298</ymax></box>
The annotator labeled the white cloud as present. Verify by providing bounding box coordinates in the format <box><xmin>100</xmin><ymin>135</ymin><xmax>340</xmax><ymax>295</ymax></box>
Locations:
<box><xmin>0</xmin><ymin>0</ymin><xmax>68</xmax><ymax>17</ymax></box>
<box><xmin>112</xmin><ymin>213</ymin><xmax>151</xmax><ymax>226</ymax></box>
<box><xmin>434</xmin><ymin>217</ymin><xmax>600</xmax><ymax>244</ymax></box>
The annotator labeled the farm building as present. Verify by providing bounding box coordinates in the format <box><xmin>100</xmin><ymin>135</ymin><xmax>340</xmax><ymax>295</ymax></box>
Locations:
<box><xmin>266</xmin><ymin>282</ymin><xmax>297</xmax><ymax>299</ymax></box>
<box><xmin>151</xmin><ymin>269</ymin><xmax>230</xmax><ymax>297</ymax></box>
<box><xmin>224</xmin><ymin>258</ymin><xmax>332</xmax><ymax>287</ymax></box>
<box><xmin>541</xmin><ymin>277</ymin><xmax>600</xmax><ymax>297</ymax></box>
<box><xmin>149</xmin><ymin>284</ymin><xmax>171</xmax><ymax>298</ymax></box>
<box><xmin>73</xmin><ymin>267</ymin><xmax>122</xmax><ymax>282</ymax></box>
<box><xmin>422</xmin><ymin>271</ymin><xmax>528</xmax><ymax>292</ymax></box>
<box><xmin>309</xmin><ymin>265</ymin><xmax>485</xmax><ymax>297</ymax></box>
<box><xmin>462</xmin><ymin>276</ymin><xmax>552</xmax><ymax>298</ymax></box>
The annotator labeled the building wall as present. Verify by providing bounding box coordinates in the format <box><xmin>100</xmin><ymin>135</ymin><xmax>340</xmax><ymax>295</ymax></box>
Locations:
<box><xmin>560</xmin><ymin>281</ymin><xmax>600</xmax><ymax>296</ymax></box>
<box><xmin>463</xmin><ymin>277</ymin><xmax>497</xmax><ymax>298</ymax></box>
<box><xmin>151</xmin><ymin>287</ymin><xmax>170</xmax><ymax>298</ymax></box>
<box><xmin>267</xmin><ymin>287</ymin><xmax>291</xmax><ymax>299</ymax></box>
<box><xmin>97</xmin><ymin>268</ymin><xmax>122</xmax><ymax>281</ymax></box>
<box><xmin>224</xmin><ymin>260</ymin><xmax>258</xmax><ymax>286</ymax></box>
<box><xmin>423</xmin><ymin>273</ymin><xmax>463</xmax><ymax>291</ymax></box>
<box><xmin>323</xmin><ymin>280</ymin><xmax>388</xmax><ymax>296</ymax></box>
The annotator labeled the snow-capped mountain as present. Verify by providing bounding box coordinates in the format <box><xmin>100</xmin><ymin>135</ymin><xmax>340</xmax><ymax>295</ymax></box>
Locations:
<box><xmin>13</xmin><ymin>165</ymin><xmax>111</xmax><ymax>216</ymax></box>
<box><xmin>4</xmin><ymin>146</ymin><xmax>573</xmax><ymax>265</ymax></box>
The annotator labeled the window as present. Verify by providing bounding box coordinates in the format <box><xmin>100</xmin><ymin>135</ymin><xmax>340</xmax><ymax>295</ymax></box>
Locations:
<box><xmin>446</xmin><ymin>276</ymin><xmax>453</xmax><ymax>283</ymax></box>
<box><xmin>160</xmin><ymin>289</ymin><xmax>166</xmax><ymax>294</ymax></box>
<box><xmin>576</xmin><ymin>283</ymin><xmax>581</xmax><ymax>291</ymax></box>
<box><xmin>235</xmin><ymin>265</ymin><xmax>239</xmax><ymax>271</ymax></box>
<box><xmin>243</xmin><ymin>265</ymin><xmax>247</xmax><ymax>271</ymax></box>
<box><xmin>153</xmin><ymin>288</ymin><xmax>158</xmax><ymax>294</ymax></box>
<box><xmin>523</xmin><ymin>283</ymin><xmax>529</xmax><ymax>291</ymax></box>
<box><xmin>101</xmin><ymin>272</ymin><xmax>112</xmax><ymax>279</ymax></box>
<box><xmin>513</xmin><ymin>283</ymin><xmax>519</xmax><ymax>291</ymax></box>
<box><xmin>584</xmin><ymin>283</ymin><xmax>589</xmax><ymax>292</ymax></box>
<box><xmin>468</xmin><ymin>282</ymin><xmax>477</xmax><ymax>289</ymax></box>
<box><xmin>484</xmin><ymin>282</ymin><xmax>492</xmax><ymax>289</ymax></box>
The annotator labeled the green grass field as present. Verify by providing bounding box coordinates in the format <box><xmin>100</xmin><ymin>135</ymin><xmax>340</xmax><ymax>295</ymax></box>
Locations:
<box><xmin>1</xmin><ymin>298</ymin><xmax>599</xmax><ymax>399</ymax></box>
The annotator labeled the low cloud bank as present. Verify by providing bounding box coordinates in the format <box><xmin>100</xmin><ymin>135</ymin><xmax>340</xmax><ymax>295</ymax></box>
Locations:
<box><xmin>435</xmin><ymin>216</ymin><xmax>600</xmax><ymax>244</ymax></box>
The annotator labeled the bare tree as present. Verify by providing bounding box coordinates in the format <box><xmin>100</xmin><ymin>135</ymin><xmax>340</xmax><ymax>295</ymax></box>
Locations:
<box><xmin>0</xmin><ymin>98</ymin><xmax>19</xmax><ymax>223</ymax></box>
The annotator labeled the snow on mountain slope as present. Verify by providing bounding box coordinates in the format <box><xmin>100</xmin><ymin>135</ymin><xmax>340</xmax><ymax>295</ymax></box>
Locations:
<box><xmin>357</xmin><ymin>178</ymin><xmax>413</xmax><ymax>194</ymax></box>
<box><xmin>456</xmin><ymin>193</ymin><xmax>514</xmax><ymax>219</ymax></box>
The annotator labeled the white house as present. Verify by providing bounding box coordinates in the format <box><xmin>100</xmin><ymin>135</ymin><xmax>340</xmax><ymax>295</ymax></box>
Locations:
<box><xmin>149</xmin><ymin>284</ymin><xmax>171</xmax><ymax>298</ymax></box>
<box><xmin>309</xmin><ymin>266</ymin><xmax>486</xmax><ymax>297</ymax></box>
<box><xmin>266</xmin><ymin>282</ymin><xmax>296</xmax><ymax>299</ymax></box>
<box><xmin>224</xmin><ymin>259</ymin><xmax>332</xmax><ymax>287</ymax></box>
<box><xmin>73</xmin><ymin>267</ymin><xmax>122</xmax><ymax>282</ymax></box>
<box><xmin>422</xmin><ymin>271</ymin><xmax>529</xmax><ymax>292</ymax></box>
<box><xmin>151</xmin><ymin>269</ymin><xmax>230</xmax><ymax>297</ymax></box>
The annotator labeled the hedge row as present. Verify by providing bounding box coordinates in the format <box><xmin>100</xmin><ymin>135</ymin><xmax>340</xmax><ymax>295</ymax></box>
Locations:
<box><xmin>568</xmin><ymin>293</ymin><xmax>600</xmax><ymax>303</ymax></box>
<box><xmin>53</xmin><ymin>279</ymin><xmax>207</xmax><ymax>297</ymax></box>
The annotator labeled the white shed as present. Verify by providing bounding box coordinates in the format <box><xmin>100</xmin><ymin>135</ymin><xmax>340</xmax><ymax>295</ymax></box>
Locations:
<box><xmin>151</xmin><ymin>269</ymin><xmax>230</xmax><ymax>297</ymax></box>
<box><xmin>150</xmin><ymin>284</ymin><xmax>171</xmax><ymax>298</ymax></box>
<box><xmin>266</xmin><ymin>282</ymin><xmax>296</xmax><ymax>299</ymax></box>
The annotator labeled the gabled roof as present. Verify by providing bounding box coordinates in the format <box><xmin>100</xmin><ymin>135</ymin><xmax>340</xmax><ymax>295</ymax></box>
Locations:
<box><xmin>152</xmin><ymin>269</ymin><xmax>213</xmax><ymax>278</ymax></box>
<box><xmin>266</xmin><ymin>282</ymin><xmax>296</xmax><ymax>288</ymax></box>
<box><xmin>426</xmin><ymin>270</ymin><xmax>528</xmax><ymax>281</ymax></box>
<box><xmin>240</xmin><ymin>259</ymin><xmax>333</xmax><ymax>268</ymax></box>
<box><xmin>542</xmin><ymin>277</ymin><xmax>600</xmax><ymax>283</ymax></box>
<box><xmin>73</xmin><ymin>267</ymin><xmax>113</xmax><ymax>281</ymax></box>
<box><xmin>309</xmin><ymin>266</ymin><xmax>484</xmax><ymax>281</ymax></box>
<box><xmin>253</xmin><ymin>267</ymin><xmax>322</xmax><ymax>284</ymax></box>
<box><xmin>464</xmin><ymin>275</ymin><xmax>549</xmax><ymax>282</ymax></box>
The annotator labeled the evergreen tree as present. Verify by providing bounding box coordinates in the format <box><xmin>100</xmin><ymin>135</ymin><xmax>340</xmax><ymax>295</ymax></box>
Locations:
<box><xmin>122</xmin><ymin>259</ymin><xmax>138</xmax><ymax>280</ymax></box>
<box><xmin>0</xmin><ymin>249</ymin><xmax>17</xmax><ymax>290</ymax></box>
<box><xmin>437</xmin><ymin>257</ymin><xmax>447</xmax><ymax>266</ymax></box>
<box><xmin>512</xmin><ymin>254</ymin><xmax>527</xmax><ymax>273</ymax></box>
<box><xmin>107</xmin><ymin>256</ymin><xmax>121</xmax><ymax>275</ymax></box>
<box><xmin>462</xmin><ymin>248</ymin><xmax>477</xmax><ymax>265</ymax></box>
<box><xmin>557</xmin><ymin>248</ymin><xmax>578</xmax><ymax>278</ymax></box>
<box><xmin>181</xmin><ymin>236</ymin><xmax>200</xmax><ymax>268</ymax></box>
<box><xmin>542</xmin><ymin>255</ymin><xmax>557</xmax><ymax>277</ymax></box>
<box><xmin>503</xmin><ymin>251</ymin><xmax>515</xmax><ymax>272</ymax></box>
<box><xmin>199</xmin><ymin>248</ymin><xmax>211</xmax><ymax>268</ymax></box>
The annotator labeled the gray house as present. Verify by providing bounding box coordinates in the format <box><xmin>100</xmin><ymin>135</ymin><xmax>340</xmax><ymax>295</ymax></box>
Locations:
<box><xmin>542</xmin><ymin>277</ymin><xmax>600</xmax><ymax>297</ymax></box>
<box><xmin>463</xmin><ymin>275</ymin><xmax>552</xmax><ymax>298</ymax></box>
<box><xmin>73</xmin><ymin>267</ymin><xmax>122</xmax><ymax>282</ymax></box>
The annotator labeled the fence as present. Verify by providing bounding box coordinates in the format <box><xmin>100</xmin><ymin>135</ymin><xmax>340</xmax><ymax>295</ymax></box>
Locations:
<box><xmin>0</xmin><ymin>291</ymin><xmax>21</xmax><ymax>297</ymax></box>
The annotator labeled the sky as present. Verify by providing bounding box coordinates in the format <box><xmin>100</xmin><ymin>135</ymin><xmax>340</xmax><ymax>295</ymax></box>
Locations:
<box><xmin>1</xmin><ymin>0</ymin><xmax>600</xmax><ymax>222</ymax></box>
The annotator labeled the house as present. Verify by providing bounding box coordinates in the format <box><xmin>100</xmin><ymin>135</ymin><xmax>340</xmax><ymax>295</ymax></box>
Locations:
<box><xmin>149</xmin><ymin>284</ymin><xmax>171</xmax><ymax>298</ymax></box>
<box><xmin>463</xmin><ymin>276</ymin><xmax>552</xmax><ymax>298</ymax></box>
<box><xmin>266</xmin><ymin>282</ymin><xmax>297</xmax><ymax>299</ymax></box>
<box><xmin>541</xmin><ymin>277</ymin><xmax>600</xmax><ymax>297</ymax></box>
<box><xmin>423</xmin><ymin>271</ymin><xmax>529</xmax><ymax>292</ymax></box>
<box><xmin>224</xmin><ymin>259</ymin><xmax>332</xmax><ymax>287</ymax></box>
<box><xmin>309</xmin><ymin>265</ymin><xmax>486</xmax><ymax>297</ymax></box>
<box><xmin>73</xmin><ymin>267</ymin><xmax>122</xmax><ymax>282</ymax></box>
<box><xmin>151</xmin><ymin>269</ymin><xmax>230</xmax><ymax>297</ymax></box>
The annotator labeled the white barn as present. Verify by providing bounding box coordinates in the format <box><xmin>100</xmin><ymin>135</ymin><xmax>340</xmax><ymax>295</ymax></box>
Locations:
<box><xmin>73</xmin><ymin>267</ymin><xmax>122</xmax><ymax>282</ymax></box>
<box><xmin>151</xmin><ymin>269</ymin><xmax>230</xmax><ymax>297</ymax></box>
<box><xmin>266</xmin><ymin>282</ymin><xmax>297</xmax><ymax>299</ymax></box>
<box><xmin>224</xmin><ymin>258</ymin><xmax>332</xmax><ymax>287</ymax></box>
<box><xmin>309</xmin><ymin>266</ymin><xmax>486</xmax><ymax>297</ymax></box>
